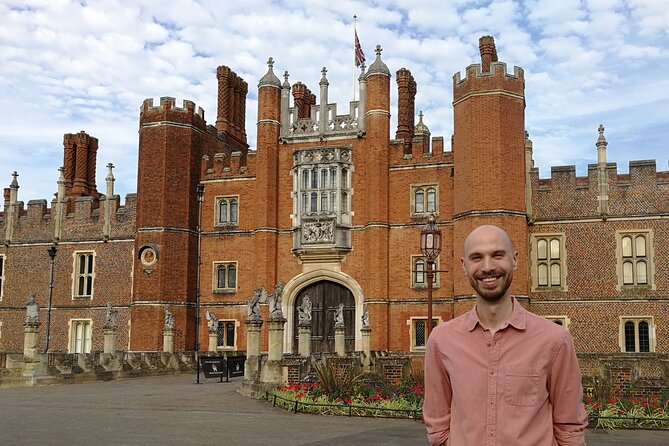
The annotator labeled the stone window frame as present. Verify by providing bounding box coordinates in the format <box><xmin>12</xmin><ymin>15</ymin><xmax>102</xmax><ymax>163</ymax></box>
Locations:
<box><xmin>411</xmin><ymin>255</ymin><xmax>440</xmax><ymax>289</ymax></box>
<box><xmin>410</xmin><ymin>183</ymin><xmax>438</xmax><ymax>217</ymax></box>
<box><xmin>407</xmin><ymin>316</ymin><xmax>441</xmax><ymax>351</ymax></box>
<box><xmin>0</xmin><ymin>254</ymin><xmax>5</xmax><ymax>301</ymax></box>
<box><xmin>530</xmin><ymin>233</ymin><xmax>567</xmax><ymax>291</ymax></box>
<box><xmin>212</xmin><ymin>261</ymin><xmax>238</xmax><ymax>293</ymax></box>
<box><xmin>72</xmin><ymin>251</ymin><xmax>96</xmax><ymax>299</ymax></box>
<box><xmin>68</xmin><ymin>318</ymin><xmax>92</xmax><ymax>353</ymax></box>
<box><xmin>615</xmin><ymin>230</ymin><xmax>655</xmax><ymax>290</ymax></box>
<box><xmin>215</xmin><ymin>195</ymin><xmax>240</xmax><ymax>227</ymax></box>
<box><xmin>216</xmin><ymin>319</ymin><xmax>239</xmax><ymax>350</ymax></box>
<box><xmin>544</xmin><ymin>315</ymin><xmax>570</xmax><ymax>330</ymax></box>
<box><xmin>619</xmin><ymin>316</ymin><xmax>655</xmax><ymax>353</ymax></box>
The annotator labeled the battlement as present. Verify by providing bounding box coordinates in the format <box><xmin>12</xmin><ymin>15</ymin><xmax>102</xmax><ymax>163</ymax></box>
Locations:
<box><xmin>532</xmin><ymin>159</ymin><xmax>669</xmax><ymax>220</ymax></box>
<box><xmin>453</xmin><ymin>62</ymin><xmax>524</xmax><ymax>85</ymax></box>
<box><xmin>140</xmin><ymin>97</ymin><xmax>206</xmax><ymax>128</ymax></box>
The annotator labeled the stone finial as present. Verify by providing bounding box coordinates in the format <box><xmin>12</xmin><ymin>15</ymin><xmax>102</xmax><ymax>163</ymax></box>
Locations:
<box><xmin>258</xmin><ymin>56</ymin><xmax>281</xmax><ymax>87</ymax></box>
<box><xmin>320</xmin><ymin>67</ymin><xmax>329</xmax><ymax>86</ymax></box>
<box><xmin>358</xmin><ymin>63</ymin><xmax>367</xmax><ymax>80</ymax></box>
<box><xmin>525</xmin><ymin>131</ymin><xmax>533</xmax><ymax>151</ymax></box>
<box><xmin>367</xmin><ymin>44</ymin><xmax>390</xmax><ymax>76</ymax></box>
<box><xmin>105</xmin><ymin>163</ymin><xmax>115</xmax><ymax>182</ymax></box>
<box><xmin>282</xmin><ymin>70</ymin><xmax>290</xmax><ymax>89</ymax></box>
<box><xmin>415</xmin><ymin>111</ymin><xmax>430</xmax><ymax>135</ymax></box>
<box><xmin>597</xmin><ymin>124</ymin><xmax>607</xmax><ymax>146</ymax></box>
<box><xmin>10</xmin><ymin>171</ymin><xmax>19</xmax><ymax>189</ymax></box>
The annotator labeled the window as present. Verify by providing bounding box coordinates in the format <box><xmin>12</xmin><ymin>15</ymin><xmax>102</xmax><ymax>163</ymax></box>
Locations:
<box><xmin>0</xmin><ymin>254</ymin><xmax>4</xmax><ymax>300</ymax></box>
<box><xmin>73</xmin><ymin>252</ymin><xmax>94</xmax><ymax>298</ymax></box>
<box><xmin>411</xmin><ymin>184</ymin><xmax>438</xmax><ymax>216</ymax></box>
<box><xmin>216</xmin><ymin>196</ymin><xmax>239</xmax><ymax>226</ymax></box>
<box><xmin>69</xmin><ymin>319</ymin><xmax>92</xmax><ymax>353</ymax></box>
<box><xmin>545</xmin><ymin>316</ymin><xmax>570</xmax><ymax>330</ymax></box>
<box><xmin>530</xmin><ymin>234</ymin><xmax>566</xmax><ymax>291</ymax></box>
<box><xmin>620</xmin><ymin>317</ymin><xmax>654</xmax><ymax>353</ymax></box>
<box><xmin>412</xmin><ymin>256</ymin><xmax>439</xmax><ymax>288</ymax></box>
<box><xmin>617</xmin><ymin>231</ymin><xmax>652</xmax><ymax>288</ymax></box>
<box><xmin>213</xmin><ymin>262</ymin><xmax>237</xmax><ymax>292</ymax></box>
<box><xmin>409</xmin><ymin>317</ymin><xmax>440</xmax><ymax>350</ymax></box>
<box><xmin>217</xmin><ymin>320</ymin><xmax>237</xmax><ymax>349</ymax></box>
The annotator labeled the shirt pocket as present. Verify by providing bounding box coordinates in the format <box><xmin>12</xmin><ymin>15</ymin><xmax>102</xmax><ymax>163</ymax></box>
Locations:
<box><xmin>504</xmin><ymin>367</ymin><xmax>540</xmax><ymax>406</ymax></box>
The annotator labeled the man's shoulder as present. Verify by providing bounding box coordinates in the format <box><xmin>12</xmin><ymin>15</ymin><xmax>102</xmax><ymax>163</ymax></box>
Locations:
<box><xmin>433</xmin><ymin>310</ymin><xmax>473</xmax><ymax>336</ymax></box>
<box><xmin>524</xmin><ymin>309</ymin><xmax>568</xmax><ymax>340</ymax></box>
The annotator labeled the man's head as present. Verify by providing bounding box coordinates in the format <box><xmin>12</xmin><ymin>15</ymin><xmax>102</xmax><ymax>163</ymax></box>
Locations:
<box><xmin>461</xmin><ymin>225</ymin><xmax>517</xmax><ymax>303</ymax></box>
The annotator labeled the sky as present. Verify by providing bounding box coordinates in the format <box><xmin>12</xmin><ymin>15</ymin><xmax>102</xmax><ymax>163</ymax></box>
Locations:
<box><xmin>1</xmin><ymin>0</ymin><xmax>668</xmax><ymax>202</ymax></box>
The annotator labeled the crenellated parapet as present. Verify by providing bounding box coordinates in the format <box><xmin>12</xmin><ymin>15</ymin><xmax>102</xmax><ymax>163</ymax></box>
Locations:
<box><xmin>140</xmin><ymin>97</ymin><xmax>206</xmax><ymax>130</ymax></box>
<box><xmin>532</xmin><ymin>160</ymin><xmax>669</xmax><ymax>220</ymax></box>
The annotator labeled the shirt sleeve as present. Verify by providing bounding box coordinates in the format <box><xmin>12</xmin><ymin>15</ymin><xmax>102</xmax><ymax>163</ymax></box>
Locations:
<box><xmin>423</xmin><ymin>332</ymin><xmax>451</xmax><ymax>446</ymax></box>
<box><xmin>549</xmin><ymin>330</ymin><xmax>588</xmax><ymax>446</ymax></box>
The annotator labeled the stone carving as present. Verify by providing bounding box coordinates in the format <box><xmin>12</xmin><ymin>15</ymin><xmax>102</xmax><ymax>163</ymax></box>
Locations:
<box><xmin>105</xmin><ymin>302</ymin><xmax>118</xmax><ymax>328</ymax></box>
<box><xmin>25</xmin><ymin>294</ymin><xmax>40</xmax><ymax>325</ymax></box>
<box><xmin>334</xmin><ymin>303</ymin><xmax>345</xmax><ymax>327</ymax></box>
<box><xmin>164</xmin><ymin>306</ymin><xmax>174</xmax><ymax>331</ymax></box>
<box><xmin>297</xmin><ymin>294</ymin><xmax>312</xmax><ymax>324</ymax></box>
<box><xmin>205</xmin><ymin>310</ymin><xmax>218</xmax><ymax>333</ymax></box>
<box><xmin>302</xmin><ymin>220</ymin><xmax>334</xmax><ymax>243</ymax></box>
<box><xmin>247</xmin><ymin>287</ymin><xmax>266</xmax><ymax>321</ymax></box>
<box><xmin>361</xmin><ymin>308</ymin><xmax>370</xmax><ymax>328</ymax></box>
<box><xmin>268</xmin><ymin>281</ymin><xmax>285</xmax><ymax>319</ymax></box>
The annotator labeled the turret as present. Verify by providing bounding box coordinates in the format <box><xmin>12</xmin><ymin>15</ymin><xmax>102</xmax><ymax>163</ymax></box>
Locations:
<box><xmin>452</xmin><ymin>36</ymin><xmax>528</xmax><ymax>303</ymax></box>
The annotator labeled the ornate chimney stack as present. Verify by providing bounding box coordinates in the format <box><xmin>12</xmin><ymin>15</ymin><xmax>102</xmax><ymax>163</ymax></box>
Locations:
<box><xmin>396</xmin><ymin>68</ymin><xmax>417</xmax><ymax>155</ymax></box>
<box><xmin>479</xmin><ymin>35</ymin><xmax>498</xmax><ymax>72</ymax></box>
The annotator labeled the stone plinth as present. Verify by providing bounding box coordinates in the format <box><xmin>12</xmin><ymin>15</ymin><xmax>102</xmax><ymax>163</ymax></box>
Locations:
<box><xmin>361</xmin><ymin>327</ymin><xmax>372</xmax><ymax>372</ymax></box>
<box><xmin>23</xmin><ymin>323</ymin><xmax>40</xmax><ymax>360</ymax></box>
<box><xmin>208</xmin><ymin>332</ymin><xmax>217</xmax><ymax>353</ymax></box>
<box><xmin>244</xmin><ymin>319</ymin><xmax>263</xmax><ymax>380</ymax></box>
<box><xmin>298</xmin><ymin>324</ymin><xmax>312</xmax><ymax>358</ymax></box>
<box><xmin>263</xmin><ymin>318</ymin><xmax>287</xmax><ymax>384</ymax></box>
<box><xmin>163</xmin><ymin>328</ymin><xmax>174</xmax><ymax>353</ymax></box>
<box><xmin>335</xmin><ymin>324</ymin><xmax>345</xmax><ymax>357</ymax></box>
<box><xmin>103</xmin><ymin>327</ymin><xmax>116</xmax><ymax>354</ymax></box>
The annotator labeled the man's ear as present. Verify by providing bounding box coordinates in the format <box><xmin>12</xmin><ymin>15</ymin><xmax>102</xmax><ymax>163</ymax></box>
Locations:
<box><xmin>512</xmin><ymin>250</ymin><xmax>518</xmax><ymax>270</ymax></box>
<box><xmin>461</xmin><ymin>257</ymin><xmax>467</xmax><ymax>275</ymax></box>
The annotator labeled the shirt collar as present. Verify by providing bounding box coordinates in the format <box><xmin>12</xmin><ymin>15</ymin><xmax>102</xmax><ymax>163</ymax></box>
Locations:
<box><xmin>465</xmin><ymin>296</ymin><xmax>527</xmax><ymax>332</ymax></box>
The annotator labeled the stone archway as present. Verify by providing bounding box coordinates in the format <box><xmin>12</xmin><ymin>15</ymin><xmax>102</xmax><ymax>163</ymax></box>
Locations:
<box><xmin>292</xmin><ymin>281</ymin><xmax>355</xmax><ymax>353</ymax></box>
<box><xmin>281</xmin><ymin>269</ymin><xmax>364</xmax><ymax>353</ymax></box>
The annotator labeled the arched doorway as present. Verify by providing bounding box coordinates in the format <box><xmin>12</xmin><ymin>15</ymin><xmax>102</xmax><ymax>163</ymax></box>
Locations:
<box><xmin>292</xmin><ymin>280</ymin><xmax>355</xmax><ymax>353</ymax></box>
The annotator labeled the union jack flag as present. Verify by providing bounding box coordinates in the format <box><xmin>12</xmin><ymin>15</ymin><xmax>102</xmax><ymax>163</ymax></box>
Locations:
<box><xmin>355</xmin><ymin>30</ymin><xmax>366</xmax><ymax>67</ymax></box>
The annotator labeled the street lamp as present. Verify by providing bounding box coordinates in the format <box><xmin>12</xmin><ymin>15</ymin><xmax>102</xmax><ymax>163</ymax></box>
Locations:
<box><xmin>420</xmin><ymin>215</ymin><xmax>441</xmax><ymax>340</ymax></box>
<box><xmin>45</xmin><ymin>244</ymin><xmax>57</xmax><ymax>353</ymax></box>
<box><xmin>195</xmin><ymin>183</ymin><xmax>205</xmax><ymax>384</ymax></box>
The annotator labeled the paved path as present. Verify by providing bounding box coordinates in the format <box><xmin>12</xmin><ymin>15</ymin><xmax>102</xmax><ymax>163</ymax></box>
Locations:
<box><xmin>0</xmin><ymin>374</ymin><xmax>667</xmax><ymax>445</ymax></box>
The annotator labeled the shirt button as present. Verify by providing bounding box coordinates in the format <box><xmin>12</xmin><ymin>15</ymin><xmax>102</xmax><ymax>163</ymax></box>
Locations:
<box><xmin>490</xmin><ymin>370</ymin><xmax>494</xmax><ymax>375</ymax></box>
<box><xmin>487</xmin><ymin>343</ymin><xmax>491</xmax><ymax>347</ymax></box>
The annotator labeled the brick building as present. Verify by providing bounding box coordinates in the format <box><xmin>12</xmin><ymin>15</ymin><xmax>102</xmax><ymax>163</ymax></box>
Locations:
<box><xmin>1</xmin><ymin>37</ymin><xmax>667</xmax><ymax>371</ymax></box>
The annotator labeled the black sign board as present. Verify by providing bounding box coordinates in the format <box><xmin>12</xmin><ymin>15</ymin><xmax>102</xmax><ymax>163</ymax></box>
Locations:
<box><xmin>200</xmin><ymin>356</ymin><xmax>226</xmax><ymax>381</ymax></box>
<box><xmin>227</xmin><ymin>356</ymin><xmax>246</xmax><ymax>378</ymax></box>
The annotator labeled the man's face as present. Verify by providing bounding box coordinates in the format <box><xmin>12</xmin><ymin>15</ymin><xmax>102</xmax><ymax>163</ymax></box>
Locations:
<box><xmin>461</xmin><ymin>226</ymin><xmax>518</xmax><ymax>303</ymax></box>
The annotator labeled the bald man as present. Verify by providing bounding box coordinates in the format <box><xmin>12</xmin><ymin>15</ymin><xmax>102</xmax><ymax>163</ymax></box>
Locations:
<box><xmin>424</xmin><ymin>225</ymin><xmax>587</xmax><ymax>446</ymax></box>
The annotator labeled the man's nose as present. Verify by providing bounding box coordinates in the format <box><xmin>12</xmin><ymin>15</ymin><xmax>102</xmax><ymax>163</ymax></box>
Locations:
<box><xmin>481</xmin><ymin>256</ymin><xmax>495</xmax><ymax>272</ymax></box>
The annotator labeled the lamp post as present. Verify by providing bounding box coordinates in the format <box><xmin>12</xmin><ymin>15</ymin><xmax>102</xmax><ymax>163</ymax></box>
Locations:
<box><xmin>45</xmin><ymin>244</ymin><xmax>57</xmax><ymax>353</ymax></box>
<box><xmin>420</xmin><ymin>215</ymin><xmax>441</xmax><ymax>340</ymax></box>
<box><xmin>195</xmin><ymin>184</ymin><xmax>205</xmax><ymax>384</ymax></box>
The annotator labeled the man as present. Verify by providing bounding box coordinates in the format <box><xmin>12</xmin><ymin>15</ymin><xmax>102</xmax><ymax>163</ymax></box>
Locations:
<box><xmin>424</xmin><ymin>225</ymin><xmax>587</xmax><ymax>445</ymax></box>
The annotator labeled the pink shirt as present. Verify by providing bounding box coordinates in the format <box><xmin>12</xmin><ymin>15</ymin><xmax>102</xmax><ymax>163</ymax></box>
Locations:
<box><xmin>424</xmin><ymin>298</ymin><xmax>588</xmax><ymax>446</ymax></box>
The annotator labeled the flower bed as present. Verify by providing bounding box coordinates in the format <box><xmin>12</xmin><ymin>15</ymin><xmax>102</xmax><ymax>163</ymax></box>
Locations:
<box><xmin>271</xmin><ymin>381</ymin><xmax>424</xmax><ymax>419</ymax></box>
<box><xmin>585</xmin><ymin>396</ymin><xmax>669</xmax><ymax>429</ymax></box>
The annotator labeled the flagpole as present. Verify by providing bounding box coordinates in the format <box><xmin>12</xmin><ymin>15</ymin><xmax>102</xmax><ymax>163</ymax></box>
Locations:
<box><xmin>353</xmin><ymin>15</ymin><xmax>357</xmax><ymax>103</ymax></box>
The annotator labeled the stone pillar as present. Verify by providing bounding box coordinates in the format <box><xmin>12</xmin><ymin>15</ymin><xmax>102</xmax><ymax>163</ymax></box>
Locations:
<box><xmin>361</xmin><ymin>327</ymin><xmax>372</xmax><ymax>372</ymax></box>
<box><xmin>263</xmin><ymin>318</ymin><xmax>287</xmax><ymax>384</ymax></box>
<box><xmin>23</xmin><ymin>323</ymin><xmax>40</xmax><ymax>360</ymax></box>
<box><xmin>335</xmin><ymin>324</ymin><xmax>346</xmax><ymax>357</ymax></box>
<box><xmin>298</xmin><ymin>324</ymin><xmax>312</xmax><ymax>358</ymax></box>
<box><xmin>163</xmin><ymin>328</ymin><xmax>174</xmax><ymax>353</ymax></box>
<box><xmin>208</xmin><ymin>332</ymin><xmax>218</xmax><ymax>353</ymax></box>
<box><xmin>103</xmin><ymin>327</ymin><xmax>116</xmax><ymax>354</ymax></box>
<box><xmin>244</xmin><ymin>319</ymin><xmax>263</xmax><ymax>380</ymax></box>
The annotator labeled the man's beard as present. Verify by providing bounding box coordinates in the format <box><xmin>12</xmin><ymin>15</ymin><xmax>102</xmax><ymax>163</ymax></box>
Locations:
<box><xmin>468</xmin><ymin>270</ymin><xmax>513</xmax><ymax>302</ymax></box>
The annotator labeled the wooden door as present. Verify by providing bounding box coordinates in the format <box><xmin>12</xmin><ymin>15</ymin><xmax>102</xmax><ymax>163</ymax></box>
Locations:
<box><xmin>293</xmin><ymin>281</ymin><xmax>355</xmax><ymax>353</ymax></box>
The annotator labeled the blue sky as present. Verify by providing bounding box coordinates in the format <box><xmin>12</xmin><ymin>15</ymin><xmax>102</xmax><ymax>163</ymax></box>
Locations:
<box><xmin>1</xmin><ymin>0</ymin><xmax>668</xmax><ymax>202</ymax></box>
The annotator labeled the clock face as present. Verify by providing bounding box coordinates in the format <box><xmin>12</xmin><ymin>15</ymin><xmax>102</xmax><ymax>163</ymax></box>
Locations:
<box><xmin>140</xmin><ymin>247</ymin><xmax>157</xmax><ymax>267</ymax></box>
